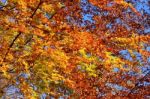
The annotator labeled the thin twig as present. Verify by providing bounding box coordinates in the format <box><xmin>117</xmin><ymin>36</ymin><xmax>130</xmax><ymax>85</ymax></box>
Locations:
<box><xmin>1</xmin><ymin>0</ymin><xmax>42</xmax><ymax>69</ymax></box>
<box><xmin>3</xmin><ymin>32</ymin><xmax>21</xmax><ymax>62</ymax></box>
<box><xmin>127</xmin><ymin>70</ymin><xmax>150</xmax><ymax>96</ymax></box>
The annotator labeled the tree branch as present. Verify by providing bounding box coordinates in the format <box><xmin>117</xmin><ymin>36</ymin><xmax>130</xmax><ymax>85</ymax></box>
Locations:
<box><xmin>1</xmin><ymin>0</ymin><xmax>42</xmax><ymax>63</ymax></box>
<box><xmin>30</xmin><ymin>0</ymin><xmax>42</xmax><ymax>18</ymax></box>
<box><xmin>127</xmin><ymin>70</ymin><xmax>150</xmax><ymax>96</ymax></box>
<box><xmin>3</xmin><ymin>32</ymin><xmax>21</xmax><ymax>62</ymax></box>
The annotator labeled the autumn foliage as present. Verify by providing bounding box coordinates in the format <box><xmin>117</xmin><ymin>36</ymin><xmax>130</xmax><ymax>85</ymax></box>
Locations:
<box><xmin>0</xmin><ymin>0</ymin><xmax>149</xmax><ymax>98</ymax></box>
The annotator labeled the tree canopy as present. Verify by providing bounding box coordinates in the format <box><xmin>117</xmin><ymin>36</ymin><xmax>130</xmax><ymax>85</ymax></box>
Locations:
<box><xmin>0</xmin><ymin>0</ymin><xmax>149</xmax><ymax>98</ymax></box>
